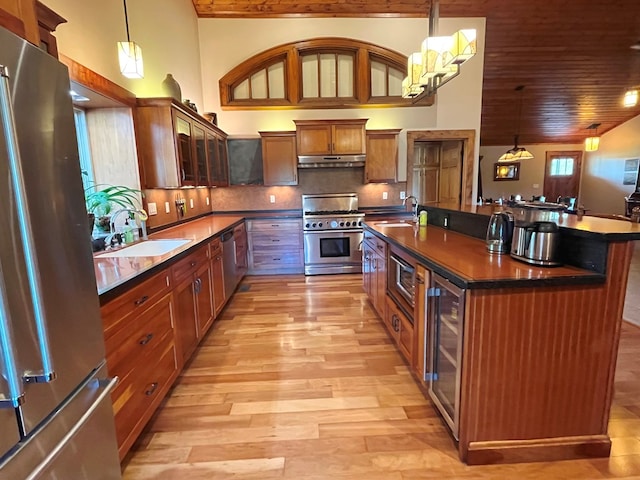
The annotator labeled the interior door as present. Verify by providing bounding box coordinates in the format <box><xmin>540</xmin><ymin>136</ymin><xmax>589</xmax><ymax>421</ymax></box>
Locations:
<box><xmin>439</xmin><ymin>141</ymin><xmax>463</xmax><ymax>206</ymax></box>
<box><xmin>543</xmin><ymin>151</ymin><xmax>583</xmax><ymax>202</ymax></box>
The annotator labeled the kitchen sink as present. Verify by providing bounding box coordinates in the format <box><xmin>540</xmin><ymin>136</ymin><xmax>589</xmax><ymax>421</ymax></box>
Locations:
<box><xmin>97</xmin><ymin>239</ymin><xmax>191</xmax><ymax>257</ymax></box>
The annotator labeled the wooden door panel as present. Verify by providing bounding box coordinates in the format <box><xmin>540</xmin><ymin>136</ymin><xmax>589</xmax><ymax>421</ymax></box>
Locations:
<box><xmin>333</xmin><ymin>124</ymin><xmax>365</xmax><ymax>154</ymax></box>
<box><xmin>297</xmin><ymin>125</ymin><xmax>332</xmax><ymax>155</ymax></box>
<box><xmin>543</xmin><ymin>151</ymin><xmax>583</xmax><ymax>202</ymax></box>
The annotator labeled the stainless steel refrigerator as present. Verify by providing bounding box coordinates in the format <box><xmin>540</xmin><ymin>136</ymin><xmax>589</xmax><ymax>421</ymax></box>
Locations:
<box><xmin>0</xmin><ymin>26</ymin><xmax>121</xmax><ymax>479</ymax></box>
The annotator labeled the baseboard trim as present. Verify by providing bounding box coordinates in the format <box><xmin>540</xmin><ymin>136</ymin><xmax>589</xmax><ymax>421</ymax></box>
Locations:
<box><xmin>464</xmin><ymin>435</ymin><xmax>611</xmax><ymax>465</ymax></box>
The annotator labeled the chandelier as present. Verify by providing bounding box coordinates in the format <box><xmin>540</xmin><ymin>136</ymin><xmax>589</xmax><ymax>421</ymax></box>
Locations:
<box><xmin>402</xmin><ymin>0</ymin><xmax>477</xmax><ymax>100</ymax></box>
<box><xmin>584</xmin><ymin>123</ymin><xmax>601</xmax><ymax>152</ymax></box>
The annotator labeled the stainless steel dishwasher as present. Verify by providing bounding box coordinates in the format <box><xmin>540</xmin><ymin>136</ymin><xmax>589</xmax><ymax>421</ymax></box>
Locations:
<box><xmin>221</xmin><ymin>229</ymin><xmax>237</xmax><ymax>300</ymax></box>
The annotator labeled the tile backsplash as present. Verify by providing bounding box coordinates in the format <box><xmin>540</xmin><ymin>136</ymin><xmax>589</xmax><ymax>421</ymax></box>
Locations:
<box><xmin>145</xmin><ymin>168</ymin><xmax>406</xmax><ymax>230</ymax></box>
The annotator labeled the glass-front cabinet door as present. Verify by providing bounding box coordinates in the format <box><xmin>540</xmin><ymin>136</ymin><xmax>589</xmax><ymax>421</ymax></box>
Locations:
<box><xmin>428</xmin><ymin>273</ymin><xmax>465</xmax><ymax>439</ymax></box>
<box><xmin>174</xmin><ymin>112</ymin><xmax>195</xmax><ymax>186</ymax></box>
<box><xmin>207</xmin><ymin>132</ymin><xmax>228</xmax><ymax>187</ymax></box>
<box><xmin>193</xmin><ymin>124</ymin><xmax>209</xmax><ymax>186</ymax></box>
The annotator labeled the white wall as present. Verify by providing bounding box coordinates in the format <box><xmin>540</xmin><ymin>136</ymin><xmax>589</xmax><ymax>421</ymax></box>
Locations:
<box><xmin>479</xmin><ymin>143</ymin><xmax>584</xmax><ymax>201</ymax></box>
<box><xmin>581</xmin><ymin>114</ymin><xmax>640</xmax><ymax>215</ymax></box>
<box><xmin>197</xmin><ymin>17</ymin><xmax>485</xmax><ymax>187</ymax></box>
<box><xmin>45</xmin><ymin>0</ymin><xmax>204</xmax><ymax>107</ymax></box>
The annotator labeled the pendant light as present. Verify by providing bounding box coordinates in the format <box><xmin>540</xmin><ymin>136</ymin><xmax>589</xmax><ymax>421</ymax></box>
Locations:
<box><xmin>624</xmin><ymin>88</ymin><xmax>639</xmax><ymax>107</ymax></box>
<box><xmin>585</xmin><ymin>123</ymin><xmax>601</xmax><ymax>152</ymax></box>
<box><xmin>117</xmin><ymin>0</ymin><xmax>144</xmax><ymax>79</ymax></box>
<box><xmin>498</xmin><ymin>85</ymin><xmax>534</xmax><ymax>161</ymax></box>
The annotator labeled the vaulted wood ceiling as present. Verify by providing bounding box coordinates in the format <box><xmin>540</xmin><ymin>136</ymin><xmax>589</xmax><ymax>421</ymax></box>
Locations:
<box><xmin>192</xmin><ymin>0</ymin><xmax>640</xmax><ymax>146</ymax></box>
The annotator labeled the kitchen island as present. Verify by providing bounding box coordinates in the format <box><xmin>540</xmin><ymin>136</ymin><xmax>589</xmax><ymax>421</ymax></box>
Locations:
<box><xmin>364</xmin><ymin>208</ymin><xmax>640</xmax><ymax>465</ymax></box>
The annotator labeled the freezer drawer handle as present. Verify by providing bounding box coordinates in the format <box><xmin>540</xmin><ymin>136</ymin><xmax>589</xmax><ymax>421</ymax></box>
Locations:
<box><xmin>134</xmin><ymin>295</ymin><xmax>149</xmax><ymax>306</ymax></box>
<box><xmin>145</xmin><ymin>382</ymin><xmax>159</xmax><ymax>396</ymax></box>
<box><xmin>24</xmin><ymin>377</ymin><xmax>118</xmax><ymax>480</ymax></box>
<box><xmin>139</xmin><ymin>333</ymin><xmax>154</xmax><ymax>345</ymax></box>
<box><xmin>0</xmin><ymin>66</ymin><xmax>55</xmax><ymax>385</ymax></box>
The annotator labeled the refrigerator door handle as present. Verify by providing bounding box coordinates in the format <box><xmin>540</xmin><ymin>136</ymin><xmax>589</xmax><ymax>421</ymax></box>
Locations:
<box><xmin>0</xmin><ymin>66</ymin><xmax>56</xmax><ymax>384</ymax></box>
<box><xmin>0</xmin><ymin>273</ymin><xmax>25</xmax><ymax>407</ymax></box>
<box><xmin>23</xmin><ymin>376</ymin><xmax>118</xmax><ymax>480</ymax></box>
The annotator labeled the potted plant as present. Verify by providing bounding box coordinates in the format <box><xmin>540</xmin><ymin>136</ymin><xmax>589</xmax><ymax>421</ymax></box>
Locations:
<box><xmin>85</xmin><ymin>184</ymin><xmax>143</xmax><ymax>234</ymax></box>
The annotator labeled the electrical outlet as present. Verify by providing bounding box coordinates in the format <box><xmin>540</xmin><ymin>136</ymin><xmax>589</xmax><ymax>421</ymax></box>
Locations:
<box><xmin>147</xmin><ymin>202</ymin><xmax>157</xmax><ymax>215</ymax></box>
<box><xmin>382</xmin><ymin>191</ymin><xmax>388</xmax><ymax>200</ymax></box>
<box><xmin>164</xmin><ymin>202</ymin><xmax>170</xmax><ymax>214</ymax></box>
<box><xmin>269</xmin><ymin>194</ymin><xmax>276</xmax><ymax>203</ymax></box>
<box><xmin>400</xmin><ymin>191</ymin><xmax>406</xmax><ymax>200</ymax></box>
<box><xmin>190</xmin><ymin>198</ymin><xmax>194</xmax><ymax>209</ymax></box>
<box><xmin>206</xmin><ymin>196</ymin><xmax>210</xmax><ymax>206</ymax></box>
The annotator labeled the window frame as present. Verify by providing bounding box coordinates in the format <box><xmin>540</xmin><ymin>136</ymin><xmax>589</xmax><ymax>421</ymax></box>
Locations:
<box><xmin>219</xmin><ymin>37</ymin><xmax>434</xmax><ymax>110</ymax></box>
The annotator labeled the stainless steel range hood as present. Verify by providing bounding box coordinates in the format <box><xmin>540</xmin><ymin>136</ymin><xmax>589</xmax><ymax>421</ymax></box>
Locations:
<box><xmin>298</xmin><ymin>155</ymin><xmax>365</xmax><ymax>168</ymax></box>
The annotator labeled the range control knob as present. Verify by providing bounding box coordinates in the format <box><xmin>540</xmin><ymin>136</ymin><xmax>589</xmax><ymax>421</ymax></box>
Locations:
<box><xmin>339</xmin><ymin>221</ymin><xmax>345</xmax><ymax>227</ymax></box>
<box><xmin>318</xmin><ymin>222</ymin><xmax>323</xmax><ymax>228</ymax></box>
<box><xmin>305</xmin><ymin>223</ymin><xmax>310</xmax><ymax>228</ymax></box>
<box><xmin>312</xmin><ymin>222</ymin><xmax>317</xmax><ymax>228</ymax></box>
<box><xmin>330</xmin><ymin>220</ymin><xmax>338</xmax><ymax>228</ymax></box>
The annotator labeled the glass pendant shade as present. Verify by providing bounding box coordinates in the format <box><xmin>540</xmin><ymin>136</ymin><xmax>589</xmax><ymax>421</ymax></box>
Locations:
<box><xmin>118</xmin><ymin>41</ymin><xmax>144</xmax><ymax>79</ymax></box>
<box><xmin>585</xmin><ymin>136</ymin><xmax>600</xmax><ymax>152</ymax></box>
<box><xmin>420</xmin><ymin>36</ymin><xmax>457</xmax><ymax>84</ymax></box>
<box><xmin>402</xmin><ymin>53</ymin><xmax>424</xmax><ymax>98</ymax></box>
<box><xmin>443</xmin><ymin>29</ymin><xmax>477</xmax><ymax>66</ymax></box>
<box><xmin>623</xmin><ymin>89</ymin><xmax>639</xmax><ymax>107</ymax></box>
<box><xmin>498</xmin><ymin>135</ymin><xmax>533</xmax><ymax>161</ymax></box>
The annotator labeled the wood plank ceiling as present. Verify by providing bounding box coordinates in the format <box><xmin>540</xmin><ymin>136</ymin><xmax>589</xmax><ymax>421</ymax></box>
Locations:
<box><xmin>192</xmin><ymin>0</ymin><xmax>640</xmax><ymax>146</ymax></box>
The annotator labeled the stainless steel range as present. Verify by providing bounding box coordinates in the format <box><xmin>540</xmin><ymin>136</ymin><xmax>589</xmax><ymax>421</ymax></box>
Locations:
<box><xmin>302</xmin><ymin>193</ymin><xmax>364</xmax><ymax>275</ymax></box>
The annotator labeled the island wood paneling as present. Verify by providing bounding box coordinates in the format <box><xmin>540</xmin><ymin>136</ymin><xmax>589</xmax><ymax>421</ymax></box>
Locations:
<box><xmin>459</xmin><ymin>241</ymin><xmax>635</xmax><ymax>464</ymax></box>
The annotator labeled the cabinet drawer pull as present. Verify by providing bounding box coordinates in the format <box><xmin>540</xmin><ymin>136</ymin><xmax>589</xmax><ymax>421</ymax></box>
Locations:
<box><xmin>271</xmin><ymin>224</ymin><xmax>280</xmax><ymax>227</ymax></box>
<box><xmin>272</xmin><ymin>239</ymin><xmax>280</xmax><ymax>242</ymax></box>
<box><xmin>145</xmin><ymin>382</ymin><xmax>159</xmax><ymax>396</ymax></box>
<box><xmin>139</xmin><ymin>333</ymin><xmax>154</xmax><ymax>345</ymax></box>
<box><xmin>376</xmin><ymin>245</ymin><xmax>384</xmax><ymax>251</ymax></box>
<box><xmin>190</xmin><ymin>261</ymin><xmax>197</xmax><ymax>267</ymax></box>
<box><xmin>273</xmin><ymin>257</ymin><xmax>281</xmax><ymax>261</ymax></box>
<box><xmin>134</xmin><ymin>295</ymin><xmax>149</xmax><ymax>306</ymax></box>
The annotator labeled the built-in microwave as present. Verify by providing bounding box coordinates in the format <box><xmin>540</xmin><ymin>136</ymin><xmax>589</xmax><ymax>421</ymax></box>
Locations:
<box><xmin>388</xmin><ymin>251</ymin><xmax>416</xmax><ymax>321</ymax></box>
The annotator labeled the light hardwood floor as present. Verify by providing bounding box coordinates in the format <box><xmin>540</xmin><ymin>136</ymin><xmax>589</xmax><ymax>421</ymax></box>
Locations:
<box><xmin>122</xmin><ymin>274</ymin><xmax>640</xmax><ymax>480</ymax></box>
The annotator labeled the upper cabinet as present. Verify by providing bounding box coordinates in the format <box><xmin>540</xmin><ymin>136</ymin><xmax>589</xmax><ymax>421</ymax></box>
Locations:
<box><xmin>294</xmin><ymin>119</ymin><xmax>367</xmax><ymax>156</ymax></box>
<box><xmin>135</xmin><ymin>98</ymin><xmax>229</xmax><ymax>188</ymax></box>
<box><xmin>260</xmin><ymin>131</ymin><xmax>297</xmax><ymax>186</ymax></box>
<box><xmin>0</xmin><ymin>0</ymin><xmax>39</xmax><ymax>44</ymax></box>
<box><xmin>365</xmin><ymin>129</ymin><xmax>400</xmax><ymax>184</ymax></box>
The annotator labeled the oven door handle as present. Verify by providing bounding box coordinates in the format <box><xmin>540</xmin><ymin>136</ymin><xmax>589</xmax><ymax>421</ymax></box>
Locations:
<box><xmin>390</xmin><ymin>254</ymin><xmax>413</xmax><ymax>271</ymax></box>
<box><xmin>303</xmin><ymin>229</ymin><xmax>362</xmax><ymax>235</ymax></box>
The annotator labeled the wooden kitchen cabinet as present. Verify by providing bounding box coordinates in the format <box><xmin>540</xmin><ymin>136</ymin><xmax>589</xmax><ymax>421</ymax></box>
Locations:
<box><xmin>210</xmin><ymin>237</ymin><xmax>226</xmax><ymax>316</ymax></box>
<box><xmin>260</xmin><ymin>131</ymin><xmax>297</xmax><ymax>185</ymax></box>
<box><xmin>386</xmin><ymin>295</ymin><xmax>414</xmax><ymax>365</ymax></box>
<box><xmin>362</xmin><ymin>229</ymin><xmax>387</xmax><ymax>318</ymax></box>
<box><xmin>171</xmin><ymin>243</ymin><xmax>213</xmax><ymax>366</ymax></box>
<box><xmin>365</xmin><ymin>129</ymin><xmax>400</xmax><ymax>183</ymax></box>
<box><xmin>100</xmin><ymin>269</ymin><xmax>178</xmax><ymax>460</ymax></box>
<box><xmin>0</xmin><ymin>0</ymin><xmax>38</xmax><ymax>44</ymax></box>
<box><xmin>135</xmin><ymin>98</ymin><xmax>229</xmax><ymax>188</ymax></box>
<box><xmin>294</xmin><ymin>119</ymin><xmax>367</xmax><ymax>156</ymax></box>
<box><xmin>247</xmin><ymin>218</ymin><xmax>304</xmax><ymax>274</ymax></box>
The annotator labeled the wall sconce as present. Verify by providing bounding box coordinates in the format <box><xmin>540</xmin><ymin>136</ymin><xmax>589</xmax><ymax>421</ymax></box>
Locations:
<box><xmin>117</xmin><ymin>0</ymin><xmax>144</xmax><ymax>79</ymax></box>
<box><xmin>585</xmin><ymin>122</ymin><xmax>601</xmax><ymax>152</ymax></box>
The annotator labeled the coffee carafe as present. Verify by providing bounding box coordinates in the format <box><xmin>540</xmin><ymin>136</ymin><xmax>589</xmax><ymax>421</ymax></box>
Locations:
<box><xmin>486</xmin><ymin>212</ymin><xmax>514</xmax><ymax>254</ymax></box>
<box><xmin>510</xmin><ymin>221</ymin><xmax>561</xmax><ymax>266</ymax></box>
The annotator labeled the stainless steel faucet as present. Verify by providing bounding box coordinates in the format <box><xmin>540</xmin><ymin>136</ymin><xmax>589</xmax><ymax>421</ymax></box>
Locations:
<box><xmin>109</xmin><ymin>208</ymin><xmax>149</xmax><ymax>242</ymax></box>
<box><xmin>403</xmin><ymin>195</ymin><xmax>418</xmax><ymax>222</ymax></box>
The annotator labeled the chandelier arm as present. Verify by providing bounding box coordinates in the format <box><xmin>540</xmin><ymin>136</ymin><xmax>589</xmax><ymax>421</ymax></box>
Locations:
<box><xmin>123</xmin><ymin>0</ymin><xmax>131</xmax><ymax>42</ymax></box>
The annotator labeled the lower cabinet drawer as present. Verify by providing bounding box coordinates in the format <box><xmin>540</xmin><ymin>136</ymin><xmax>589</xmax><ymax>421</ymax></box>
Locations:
<box><xmin>105</xmin><ymin>293</ymin><xmax>173</xmax><ymax>375</ymax></box>
<box><xmin>111</xmin><ymin>331</ymin><xmax>178</xmax><ymax>458</ymax></box>
<box><xmin>252</xmin><ymin>250</ymin><xmax>303</xmax><ymax>267</ymax></box>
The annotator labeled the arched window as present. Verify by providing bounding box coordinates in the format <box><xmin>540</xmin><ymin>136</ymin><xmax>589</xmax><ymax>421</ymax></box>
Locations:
<box><xmin>219</xmin><ymin>37</ymin><xmax>433</xmax><ymax>109</ymax></box>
